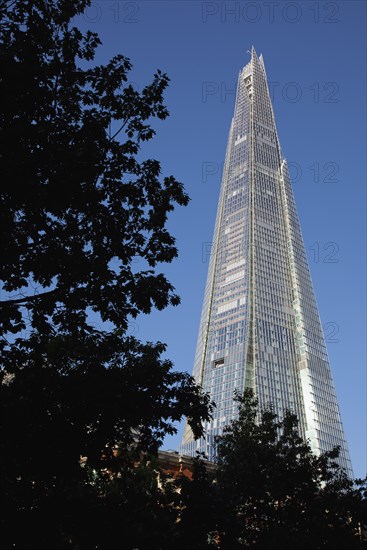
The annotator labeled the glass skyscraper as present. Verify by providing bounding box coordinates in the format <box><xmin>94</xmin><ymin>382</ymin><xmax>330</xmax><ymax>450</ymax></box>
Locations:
<box><xmin>180</xmin><ymin>48</ymin><xmax>352</xmax><ymax>476</ymax></box>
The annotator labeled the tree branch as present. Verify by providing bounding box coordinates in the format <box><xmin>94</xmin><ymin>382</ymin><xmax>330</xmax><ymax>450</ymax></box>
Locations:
<box><xmin>0</xmin><ymin>289</ymin><xmax>57</xmax><ymax>306</ymax></box>
<box><xmin>110</xmin><ymin>119</ymin><xmax>128</xmax><ymax>141</ymax></box>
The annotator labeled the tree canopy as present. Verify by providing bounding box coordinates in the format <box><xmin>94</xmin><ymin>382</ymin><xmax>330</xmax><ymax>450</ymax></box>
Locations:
<box><xmin>203</xmin><ymin>390</ymin><xmax>366</xmax><ymax>550</ymax></box>
<box><xmin>151</xmin><ymin>390</ymin><xmax>366</xmax><ymax>550</ymax></box>
<box><xmin>0</xmin><ymin>0</ymin><xmax>188</xmax><ymax>339</ymax></box>
<box><xmin>0</xmin><ymin>1</ymin><xmax>212</xmax><ymax>547</ymax></box>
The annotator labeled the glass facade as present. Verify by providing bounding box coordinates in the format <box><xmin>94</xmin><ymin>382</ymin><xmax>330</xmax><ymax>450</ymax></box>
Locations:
<box><xmin>180</xmin><ymin>48</ymin><xmax>352</xmax><ymax>476</ymax></box>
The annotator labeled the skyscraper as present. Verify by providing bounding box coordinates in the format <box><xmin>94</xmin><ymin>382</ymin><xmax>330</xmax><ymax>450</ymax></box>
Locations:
<box><xmin>180</xmin><ymin>48</ymin><xmax>352</xmax><ymax>475</ymax></box>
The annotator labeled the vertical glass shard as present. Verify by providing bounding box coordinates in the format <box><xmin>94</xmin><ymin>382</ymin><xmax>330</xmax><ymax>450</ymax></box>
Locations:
<box><xmin>180</xmin><ymin>49</ymin><xmax>352</xmax><ymax>477</ymax></box>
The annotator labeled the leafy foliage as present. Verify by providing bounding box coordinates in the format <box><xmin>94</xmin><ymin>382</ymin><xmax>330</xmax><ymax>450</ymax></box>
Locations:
<box><xmin>213</xmin><ymin>389</ymin><xmax>367</xmax><ymax>550</ymax></box>
<box><xmin>0</xmin><ymin>0</ymin><xmax>188</xmax><ymax>338</ymax></box>
<box><xmin>173</xmin><ymin>455</ymin><xmax>220</xmax><ymax>550</ymax></box>
<box><xmin>147</xmin><ymin>391</ymin><xmax>366</xmax><ymax>550</ymax></box>
<box><xmin>0</xmin><ymin>1</ymin><xmax>212</xmax><ymax>547</ymax></box>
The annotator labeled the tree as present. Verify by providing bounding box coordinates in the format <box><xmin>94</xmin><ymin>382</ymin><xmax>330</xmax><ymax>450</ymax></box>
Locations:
<box><xmin>173</xmin><ymin>455</ymin><xmax>220</xmax><ymax>550</ymax></box>
<box><xmin>0</xmin><ymin>0</ymin><xmax>188</xmax><ymax>342</ymax></box>
<box><xmin>0</xmin><ymin>1</ymin><xmax>212</xmax><ymax>547</ymax></box>
<box><xmin>214</xmin><ymin>389</ymin><xmax>367</xmax><ymax>550</ymax></box>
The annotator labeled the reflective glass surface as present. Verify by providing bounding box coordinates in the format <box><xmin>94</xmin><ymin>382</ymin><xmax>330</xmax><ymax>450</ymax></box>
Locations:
<box><xmin>180</xmin><ymin>49</ymin><xmax>352</xmax><ymax>476</ymax></box>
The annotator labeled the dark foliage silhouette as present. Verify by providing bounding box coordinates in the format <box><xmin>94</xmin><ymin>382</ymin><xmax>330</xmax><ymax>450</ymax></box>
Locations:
<box><xmin>0</xmin><ymin>1</ymin><xmax>212</xmax><ymax>547</ymax></box>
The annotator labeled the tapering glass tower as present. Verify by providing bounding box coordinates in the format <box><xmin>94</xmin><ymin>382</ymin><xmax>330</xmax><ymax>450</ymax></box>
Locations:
<box><xmin>180</xmin><ymin>48</ymin><xmax>352</xmax><ymax>475</ymax></box>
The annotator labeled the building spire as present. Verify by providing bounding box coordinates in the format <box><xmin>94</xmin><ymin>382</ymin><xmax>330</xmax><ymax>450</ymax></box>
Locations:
<box><xmin>180</xmin><ymin>49</ymin><xmax>353</xmax><ymax>477</ymax></box>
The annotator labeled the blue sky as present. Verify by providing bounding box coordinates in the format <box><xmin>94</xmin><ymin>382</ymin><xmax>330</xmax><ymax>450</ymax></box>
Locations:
<box><xmin>77</xmin><ymin>1</ymin><xmax>366</xmax><ymax>478</ymax></box>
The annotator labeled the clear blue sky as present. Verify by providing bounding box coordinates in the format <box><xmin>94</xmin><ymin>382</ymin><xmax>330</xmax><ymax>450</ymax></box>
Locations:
<box><xmin>76</xmin><ymin>0</ymin><xmax>366</xmax><ymax>478</ymax></box>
